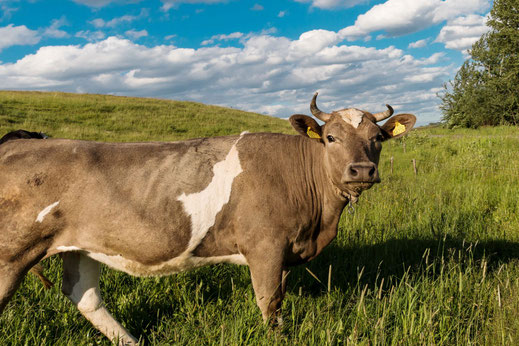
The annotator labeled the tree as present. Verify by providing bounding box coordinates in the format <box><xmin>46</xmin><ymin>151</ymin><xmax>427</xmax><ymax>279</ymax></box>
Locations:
<box><xmin>440</xmin><ymin>0</ymin><xmax>519</xmax><ymax>127</ymax></box>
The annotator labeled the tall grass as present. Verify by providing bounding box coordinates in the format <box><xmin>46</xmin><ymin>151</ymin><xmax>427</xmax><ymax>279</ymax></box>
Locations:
<box><xmin>1</xmin><ymin>91</ymin><xmax>519</xmax><ymax>344</ymax></box>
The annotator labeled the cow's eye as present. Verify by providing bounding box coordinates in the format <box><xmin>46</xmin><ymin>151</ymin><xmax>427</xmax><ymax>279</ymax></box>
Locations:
<box><xmin>326</xmin><ymin>135</ymin><xmax>335</xmax><ymax>143</ymax></box>
<box><xmin>372</xmin><ymin>133</ymin><xmax>384</xmax><ymax>142</ymax></box>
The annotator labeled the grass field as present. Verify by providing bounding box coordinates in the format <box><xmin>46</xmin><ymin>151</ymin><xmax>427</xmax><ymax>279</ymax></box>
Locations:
<box><xmin>1</xmin><ymin>91</ymin><xmax>519</xmax><ymax>345</ymax></box>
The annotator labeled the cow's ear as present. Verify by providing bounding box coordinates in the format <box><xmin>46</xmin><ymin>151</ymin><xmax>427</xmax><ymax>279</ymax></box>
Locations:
<box><xmin>380</xmin><ymin>113</ymin><xmax>416</xmax><ymax>141</ymax></box>
<box><xmin>289</xmin><ymin>114</ymin><xmax>322</xmax><ymax>140</ymax></box>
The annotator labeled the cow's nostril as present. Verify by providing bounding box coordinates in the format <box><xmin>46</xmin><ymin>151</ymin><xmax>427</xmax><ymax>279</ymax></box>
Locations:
<box><xmin>349</xmin><ymin>167</ymin><xmax>358</xmax><ymax>177</ymax></box>
<box><xmin>369</xmin><ymin>166</ymin><xmax>375</xmax><ymax>177</ymax></box>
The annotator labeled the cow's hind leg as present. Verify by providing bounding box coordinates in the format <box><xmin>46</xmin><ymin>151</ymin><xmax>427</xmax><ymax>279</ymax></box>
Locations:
<box><xmin>0</xmin><ymin>263</ymin><xmax>27</xmax><ymax>314</ymax></box>
<box><xmin>61</xmin><ymin>252</ymin><xmax>138</xmax><ymax>345</ymax></box>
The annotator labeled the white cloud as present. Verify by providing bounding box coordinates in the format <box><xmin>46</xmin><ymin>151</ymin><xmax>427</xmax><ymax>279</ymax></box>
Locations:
<box><xmin>251</xmin><ymin>3</ymin><xmax>263</xmax><ymax>11</ymax></box>
<box><xmin>90</xmin><ymin>19</ymin><xmax>106</xmax><ymax>28</ymax></box>
<box><xmin>408</xmin><ymin>38</ymin><xmax>428</xmax><ymax>49</ymax></box>
<box><xmin>0</xmin><ymin>24</ymin><xmax>40</xmax><ymax>52</ymax></box>
<box><xmin>0</xmin><ymin>2</ymin><xmax>18</xmax><ymax>21</ymax></box>
<box><xmin>75</xmin><ymin>30</ymin><xmax>106</xmax><ymax>41</ymax></box>
<box><xmin>201</xmin><ymin>32</ymin><xmax>243</xmax><ymax>45</ymax></box>
<box><xmin>278</xmin><ymin>10</ymin><xmax>286</xmax><ymax>18</ymax></box>
<box><xmin>0</xmin><ymin>18</ymin><xmax>73</xmax><ymax>52</ymax></box>
<box><xmin>43</xmin><ymin>17</ymin><xmax>69</xmax><ymax>39</ymax></box>
<box><xmin>417</xmin><ymin>52</ymin><xmax>444</xmax><ymax>64</ymax></box>
<box><xmin>294</xmin><ymin>0</ymin><xmax>367</xmax><ymax>10</ymax></box>
<box><xmin>433</xmin><ymin>0</ymin><xmax>489</xmax><ymax>22</ymax></box>
<box><xmin>260</xmin><ymin>27</ymin><xmax>277</xmax><ymax>35</ymax></box>
<box><xmin>339</xmin><ymin>0</ymin><xmax>490</xmax><ymax>41</ymax></box>
<box><xmin>125</xmin><ymin>29</ymin><xmax>148</xmax><ymax>40</ymax></box>
<box><xmin>0</xmin><ymin>34</ymin><xmax>449</xmax><ymax>125</ymax></box>
<box><xmin>435</xmin><ymin>14</ymin><xmax>490</xmax><ymax>51</ymax></box>
<box><xmin>160</xmin><ymin>0</ymin><xmax>229</xmax><ymax>11</ymax></box>
<box><xmin>91</xmin><ymin>9</ymin><xmax>148</xmax><ymax>28</ymax></box>
<box><xmin>72</xmin><ymin>0</ymin><xmax>143</xmax><ymax>7</ymax></box>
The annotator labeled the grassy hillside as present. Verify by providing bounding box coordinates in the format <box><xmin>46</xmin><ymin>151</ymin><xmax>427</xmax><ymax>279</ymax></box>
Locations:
<box><xmin>0</xmin><ymin>91</ymin><xmax>294</xmax><ymax>141</ymax></box>
<box><xmin>2</xmin><ymin>92</ymin><xmax>519</xmax><ymax>344</ymax></box>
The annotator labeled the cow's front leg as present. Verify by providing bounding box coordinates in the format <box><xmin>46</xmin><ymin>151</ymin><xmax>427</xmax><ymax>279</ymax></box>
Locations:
<box><xmin>247</xmin><ymin>248</ymin><xmax>285</xmax><ymax>325</ymax></box>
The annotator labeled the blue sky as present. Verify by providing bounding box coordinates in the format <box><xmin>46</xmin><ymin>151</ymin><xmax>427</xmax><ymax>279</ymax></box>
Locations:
<box><xmin>0</xmin><ymin>0</ymin><xmax>492</xmax><ymax>125</ymax></box>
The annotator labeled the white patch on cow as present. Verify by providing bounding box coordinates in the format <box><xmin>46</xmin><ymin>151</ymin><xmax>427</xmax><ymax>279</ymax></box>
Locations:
<box><xmin>178</xmin><ymin>133</ymin><xmax>246</xmax><ymax>252</ymax></box>
<box><xmin>57</xmin><ymin>246</ymin><xmax>82</xmax><ymax>252</ymax></box>
<box><xmin>339</xmin><ymin>109</ymin><xmax>364</xmax><ymax>128</ymax></box>
<box><xmin>36</xmin><ymin>201</ymin><xmax>60</xmax><ymax>223</ymax></box>
<box><xmin>55</xmin><ymin>245</ymin><xmax>248</xmax><ymax>276</ymax></box>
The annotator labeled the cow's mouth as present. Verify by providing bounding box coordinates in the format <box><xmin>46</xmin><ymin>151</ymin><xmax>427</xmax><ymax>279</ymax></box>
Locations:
<box><xmin>346</xmin><ymin>181</ymin><xmax>375</xmax><ymax>193</ymax></box>
<box><xmin>335</xmin><ymin>182</ymin><xmax>375</xmax><ymax>203</ymax></box>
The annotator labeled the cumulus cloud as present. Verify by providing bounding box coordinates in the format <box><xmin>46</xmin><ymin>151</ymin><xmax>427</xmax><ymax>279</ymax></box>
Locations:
<box><xmin>435</xmin><ymin>14</ymin><xmax>490</xmax><ymax>51</ymax></box>
<box><xmin>0</xmin><ymin>18</ymin><xmax>74</xmax><ymax>51</ymax></box>
<box><xmin>417</xmin><ymin>52</ymin><xmax>444</xmax><ymax>64</ymax></box>
<box><xmin>0</xmin><ymin>33</ymin><xmax>449</xmax><ymax>124</ymax></box>
<box><xmin>277</xmin><ymin>10</ymin><xmax>286</xmax><ymax>18</ymax></box>
<box><xmin>339</xmin><ymin>0</ymin><xmax>490</xmax><ymax>40</ymax></box>
<box><xmin>294</xmin><ymin>0</ymin><xmax>366</xmax><ymax>10</ymax></box>
<box><xmin>408</xmin><ymin>38</ymin><xmax>428</xmax><ymax>49</ymax></box>
<box><xmin>0</xmin><ymin>24</ymin><xmax>40</xmax><ymax>52</ymax></box>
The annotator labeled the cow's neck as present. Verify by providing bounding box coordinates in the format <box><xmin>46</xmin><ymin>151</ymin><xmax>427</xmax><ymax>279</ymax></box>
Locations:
<box><xmin>289</xmin><ymin>137</ymin><xmax>349</xmax><ymax>262</ymax></box>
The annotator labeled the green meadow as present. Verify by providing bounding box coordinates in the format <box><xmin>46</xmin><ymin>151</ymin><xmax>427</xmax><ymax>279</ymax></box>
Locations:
<box><xmin>1</xmin><ymin>91</ymin><xmax>519</xmax><ymax>345</ymax></box>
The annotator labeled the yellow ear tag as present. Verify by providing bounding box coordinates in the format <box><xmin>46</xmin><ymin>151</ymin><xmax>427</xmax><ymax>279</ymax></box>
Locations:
<box><xmin>392</xmin><ymin>121</ymin><xmax>406</xmax><ymax>136</ymax></box>
<box><xmin>307</xmin><ymin>127</ymin><xmax>321</xmax><ymax>139</ymax></box>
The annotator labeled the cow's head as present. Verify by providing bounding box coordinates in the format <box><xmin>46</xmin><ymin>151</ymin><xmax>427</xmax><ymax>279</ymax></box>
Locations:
<box><xmin>289</xmin><ymin>92</ymin><xmax>416</xmax><ymax>200</ymax></box>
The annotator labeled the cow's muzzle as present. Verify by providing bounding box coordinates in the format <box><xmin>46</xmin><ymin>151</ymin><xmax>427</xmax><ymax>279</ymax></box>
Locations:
<box><xmin>343</xmin><ymin>162</ymin><xmax>380</xmax><ymax>183</ymax></box>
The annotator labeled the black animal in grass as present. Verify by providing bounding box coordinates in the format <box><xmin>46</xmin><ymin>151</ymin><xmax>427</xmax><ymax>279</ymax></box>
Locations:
<box><xmin>0</xmin><ymin>129</ymin><xmax>53</xmax><ymax>288</ymax></box>
<box><xmin>0</xmin><ymin>129</ymin><xmax>48</xmax><ymax>145</ymax></box>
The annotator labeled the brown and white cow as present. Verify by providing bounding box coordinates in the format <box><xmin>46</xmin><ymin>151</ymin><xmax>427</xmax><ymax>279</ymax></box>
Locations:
<box><xmin>0</xmin><ymin>93</ymin><xmax>415</xmax><ymax>345</ymax></box>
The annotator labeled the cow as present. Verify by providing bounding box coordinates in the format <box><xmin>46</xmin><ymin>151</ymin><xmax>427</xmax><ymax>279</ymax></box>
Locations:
<box><xmin>0</xmin><ymin>93</ymin><xmax>416</xmax><ymax>345</ymax></box>
<box><xmin>0</xmin><ymin>129</ymin><xmax>48</xmax><ymax>145</ymax></box>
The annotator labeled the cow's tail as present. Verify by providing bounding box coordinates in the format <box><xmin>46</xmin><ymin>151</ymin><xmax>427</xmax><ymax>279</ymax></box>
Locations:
<box><xmin>29</xmin><ymin>264</ymin><xmax>54</xmax><ymax>289</ymax></box>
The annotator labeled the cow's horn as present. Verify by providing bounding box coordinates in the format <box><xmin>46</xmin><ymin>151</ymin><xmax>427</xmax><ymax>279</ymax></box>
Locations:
<box><xmin>310</xmin><ymin>92</ymin><xmax>332</xmax><ymax>122</ymax></box>
<box><xmin>373</xmin><ymin>104</ymin><xmax>394</xmax><ymax>122</ymax></box>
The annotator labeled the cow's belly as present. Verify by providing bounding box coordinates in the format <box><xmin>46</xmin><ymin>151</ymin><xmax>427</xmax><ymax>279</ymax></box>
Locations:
<box><xmin>55</xmin><ymin>246</ymin><xmax>248</xmax><ymax>277</ymax></box>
